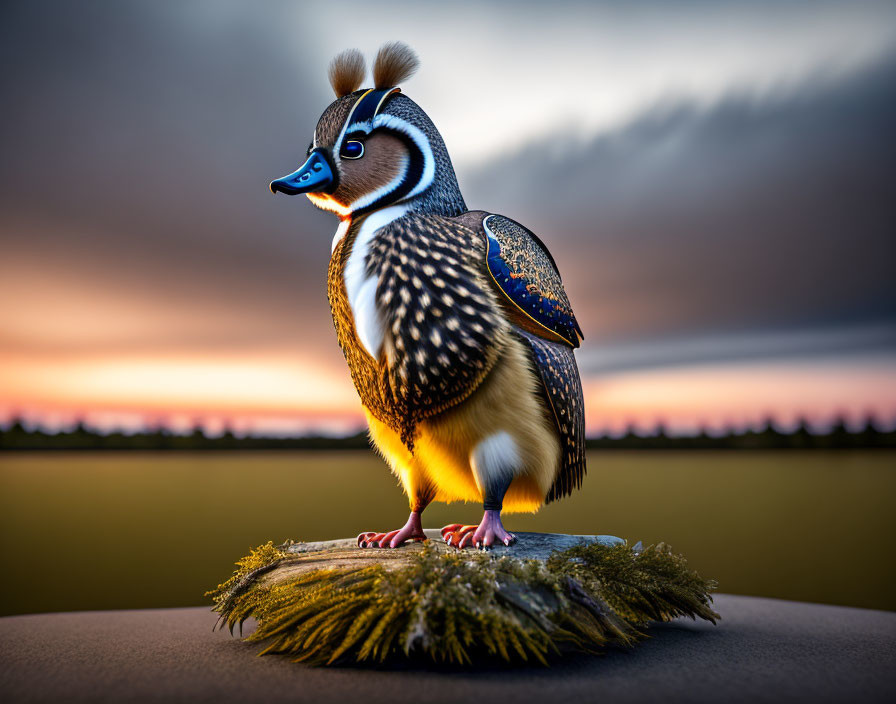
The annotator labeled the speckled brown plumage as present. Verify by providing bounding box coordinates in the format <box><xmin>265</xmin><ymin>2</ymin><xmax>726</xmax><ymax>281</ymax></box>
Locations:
<box><xmin>328</xmin><ymin>213</ymin><xmax>511</xmax><ymax>449</ymax></box>
<box><xmin>328</xmin><ymin>207</ymin><xmax>586</xmax><ymax>504</ymax></box>
<box><xmin>328</xmin><ymin>232</ymin><xmax>389</xmax><ymax>428</ymax></box>
<box><xmin>515</xmin><ymin>329</ymin><xmax>586</xmax><ymax>503</ymax></box>
<box><xmin>314</xmin><ymin>92</ymin><xmax>362</xmax><ymax>148</ymax></box>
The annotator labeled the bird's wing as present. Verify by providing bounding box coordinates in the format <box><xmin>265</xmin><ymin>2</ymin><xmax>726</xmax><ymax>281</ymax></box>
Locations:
<box><xmin>516</xmin><ymin>328</ymin><xmax>587</xmax><ymax>503</ymax></box>
<box><xmin>466</xmin><ymin>212</ymin><xmax>586</xmax><ymax>501</ymax></box>
<box><xmin>480</xmin><ymin>214</ymin><xmax>583</xmax><ymax>348</ymax></box>
<box><xmin>366</xmin><ymin>213</ymin><xmax>511</xmax><ymax>448</ymax></box>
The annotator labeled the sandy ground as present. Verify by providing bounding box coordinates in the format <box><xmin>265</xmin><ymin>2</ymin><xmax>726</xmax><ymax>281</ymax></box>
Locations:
<box><xmin>1</xmin><ymin>594</ymin><xmax>894</xmax><ymax>704</ymax></box>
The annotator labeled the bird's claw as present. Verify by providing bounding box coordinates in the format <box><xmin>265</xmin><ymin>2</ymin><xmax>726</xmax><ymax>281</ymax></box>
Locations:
<box><xmin>356</xmin><ymin>526</ymin><xmax>426</xmax><ymax>549</ymax></box>
<box><xmin>441</xmin><ymin>513</ymin><xmax>515</xmax><ymax>549</ymax></box>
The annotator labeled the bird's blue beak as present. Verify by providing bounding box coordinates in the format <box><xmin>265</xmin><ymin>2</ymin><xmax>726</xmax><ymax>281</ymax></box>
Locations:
<box><xmin>269</xmin><ymin>148</ymin><xmax>337</xmax><ymax>195</ymax></box>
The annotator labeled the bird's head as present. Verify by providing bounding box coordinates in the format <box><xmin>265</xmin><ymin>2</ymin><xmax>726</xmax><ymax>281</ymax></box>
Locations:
<box><xmin>270</xmin><ymin>42</ymin><xmax>465</xmax><ymax>219</ymax></box>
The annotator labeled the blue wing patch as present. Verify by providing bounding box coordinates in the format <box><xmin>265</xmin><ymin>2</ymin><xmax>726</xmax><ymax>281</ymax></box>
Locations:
<box><xmin>483</xmin><ymin>215</ymin><xmax>583</xmax><ymax>348</ymax></box>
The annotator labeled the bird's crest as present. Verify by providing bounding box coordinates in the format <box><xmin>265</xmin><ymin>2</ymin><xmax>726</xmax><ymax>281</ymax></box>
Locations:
<box><xmin>328</xmin><ymin>49</ymin><xmax>366</xmax><ymax>97</ymax></box>
<box><xmin>372</xmin><ymin>41</ymin><xmax>419</xmax><ymax>89</ymax></box>
<box><xmin>328</xmin><ymin>42</ymin><xmax>419</xmax><ymax>97</ymax></box>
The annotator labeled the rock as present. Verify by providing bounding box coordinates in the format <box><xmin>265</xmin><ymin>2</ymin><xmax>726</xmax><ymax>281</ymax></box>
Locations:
<box><xmin>284</xmin><ymin>530</ymin><xmax>625</xmax><ymax>560</ymax></box>
<box><xmin>271</xmin><ymin>530</ymin><xmax>627</xmax><ymax>585</ymax></box>
<box><xmin>208</xmin><ymin>531</ymin><xmax>717</xmax><ymax>667</ymax></box>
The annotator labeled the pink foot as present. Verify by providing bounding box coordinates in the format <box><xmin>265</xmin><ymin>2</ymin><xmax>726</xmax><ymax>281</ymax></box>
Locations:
<box><xmin>441</xmin><ymin>510</ymin><xmax>516</xmax><ymax>549</ymax></box>
<box><xmin>357</xmin><ymin>511</ymin><xmax>427</xmax><ymax>549</ymax></box>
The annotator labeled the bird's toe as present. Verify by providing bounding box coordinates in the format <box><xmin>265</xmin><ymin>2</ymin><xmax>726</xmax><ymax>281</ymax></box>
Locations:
<box><xmin>381</xmin><ymin>529</ymin><xmax>401</xmax><ymax>548</ymax></box>
<box><xmin>440</xmin><ymin>523</ymin><xmax>463</xmax><ymax>540</ymax></box>
<box><xmin>358</xmin><ymin>524</ymin><xmax>427</xmax><ymax>549</ymax></box>
<box><xmin>357</xmin><ymin>531</ymin><xmax>389</xmax><ymax>548</ymax></box>
<box><xmin>442</xmin><ymin>524</ymin><xmax>477</xmax><ymax>548</ymax></box>
<box><xmin>357</xmin><ymin>531</ymin><xmax>376</xmax><ymax>548</ymax></box>
<box><xmin>457</xmin><ymin>531</ymin><xmax>476</xmax><ymax>549</ymax></box>
<box><xmin>371</xmin><ymin>532</ymin><xmax>391</xmax><ymax>547</ymax></box>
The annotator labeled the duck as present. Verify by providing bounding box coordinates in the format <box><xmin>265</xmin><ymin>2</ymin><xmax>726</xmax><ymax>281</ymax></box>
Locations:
<box><xmin>271</xmin><ymin>42</ymin><xmax>585</xmax><ymax>549</ymax></box>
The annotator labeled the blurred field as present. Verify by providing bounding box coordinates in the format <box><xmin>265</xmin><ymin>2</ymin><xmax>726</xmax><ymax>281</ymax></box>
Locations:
<box><xmin>1</xmin><ymin>450</ymin><xmax>893</xmax><ymax>616</ymax></box>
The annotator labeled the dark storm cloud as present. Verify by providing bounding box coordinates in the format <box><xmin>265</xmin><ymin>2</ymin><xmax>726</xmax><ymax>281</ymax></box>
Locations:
<box><xmin>465</xmin><ymin>56</ymin><xmax>896</xmax><ymax>371</ymax></box>
<box><xmin>579</xmin><ymin>324</ymin><xmax>896</xmax><ymax>377</ymax></box>
<box><xmin>1</xmin><ymin>1</ymin><xmax>894</xmax><ymax>377</ymax></box>
<box><xmin>0</xmin><ymin>1</ymin><xmax>339</xmax><ymax>355</ymax></box>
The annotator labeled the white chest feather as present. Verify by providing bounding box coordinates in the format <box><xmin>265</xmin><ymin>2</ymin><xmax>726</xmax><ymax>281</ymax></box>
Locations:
<box><xmin>341</xmin><ymin>204</ymin><xmax>408</xmax><ymax>360</ymax></box>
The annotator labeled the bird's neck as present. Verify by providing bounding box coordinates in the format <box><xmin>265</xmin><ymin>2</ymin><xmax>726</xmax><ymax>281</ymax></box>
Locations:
<box><xmin>330</xmin><ymin>203</ymin><xmax>410</xmax><ymax>267</ymax></box>
<box><xmin>412</xmin><ymin>150</ymin><xmax>467</xmax><ymax>217</ymax></box>
<box><xmin>329</xmin><ymin>164</ymin><xmax>468</xmax><ymax>259</ymax></box>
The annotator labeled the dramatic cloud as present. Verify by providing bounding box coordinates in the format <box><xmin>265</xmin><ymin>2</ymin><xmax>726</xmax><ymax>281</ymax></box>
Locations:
<box><xmin>307</xmin><ymin>0</ymin><xmax>896</xmax><ymax>166</ymax></box>
<box><xmin>1</xmin><ymin>1</ymin><xmax>894</xmax><ymax>429</ymax></box>
<box><xmin>0</xmin><ymin>1</ymin><xmax>339</xmax><ymax>360</ymax></box>
<box><xmin>466</xmin><ymin>56</ymin><xmax>896</xmax><ymax>372</ymax></box>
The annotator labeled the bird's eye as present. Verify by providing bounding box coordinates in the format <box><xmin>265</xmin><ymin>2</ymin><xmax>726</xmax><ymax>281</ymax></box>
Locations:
<box><xmin>340</xmin><ymin>140</ymin><xmax>364</xmax><ymax>159</ymax></box>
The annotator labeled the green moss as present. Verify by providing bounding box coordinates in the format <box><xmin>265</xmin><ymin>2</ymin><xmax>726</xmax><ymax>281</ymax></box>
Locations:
<box><xmin>546</xmin><ymin>542</ymin><xmax>719</xmax><ymax>627</ymax></box>
<box><xmin>208</xmin><ymin>540</ymin><xmax>718</xmax><ymax>666</ymax></box>
<box><xmin>205</xmin><ymin>541</ymin><xmax>286</xmax><ymax>626</ymax></box>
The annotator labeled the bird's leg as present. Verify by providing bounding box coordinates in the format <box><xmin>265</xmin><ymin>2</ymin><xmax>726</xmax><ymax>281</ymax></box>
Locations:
<box><xmin>442</xmin><ymin>475</ymin><xmax>516</xmax><ymax>549</ymax></box>
<box><xmin>357</xmin><ymin>496</ymin><xmax>431</xmax><ymax>549</ymax></box>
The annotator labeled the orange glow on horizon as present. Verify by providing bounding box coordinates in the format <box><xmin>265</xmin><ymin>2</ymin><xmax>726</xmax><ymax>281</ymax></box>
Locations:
<box><xmin>0</xmin><ymin>351</ymin><xmax>364</xmax><ymax>433</ymax></box>
<box><xmin>3</xmin><ymin>349</ymin><xmax>894</xmax><ymax>435</ymax></box>
<box><xmin>585</xmin><ymin>360</ymin><xmax>896</xmax><ymax>434</ymax></box>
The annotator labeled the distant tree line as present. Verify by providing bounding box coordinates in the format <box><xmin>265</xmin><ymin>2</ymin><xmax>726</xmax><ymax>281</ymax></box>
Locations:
<box><xmin>585</xmin><ymin>418</ymin><xmax>895</xmax><ymax>450</ymax></box>
<box><xmin>1</xmin><ymin>417</ymin><xmax>893</xmax><ymax>451</ymax></box>
<box><xmin>0</xmin><ymin>420</ymin><xmax>370</xmax><ymax>452</ymax></box>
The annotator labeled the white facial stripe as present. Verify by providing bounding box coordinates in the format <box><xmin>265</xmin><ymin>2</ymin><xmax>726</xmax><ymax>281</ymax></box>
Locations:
<box><xmin>332</xmin><ymin>89</ymin><xmax>374</xmax><ymax>170</ymax></box>
<box><xmin>332</xmin><ymin>112</ymin><xmax>435</xmax><ymax>215</ymax></box>
<box><xmin>348</xmin><ymin>153</ymin><xmax>410</xmax><ymax>213</ymax></box>
<box><xmin>344</xmin><ymin>119</ymin><xmax>373</xmax><ymax>135</ymax></box>
<box><xmin>333</xmin><ymin>119</ymin><xmax>373</xmax><ymax>179</ymax></box>
<box><xmin>343</xmin><ymin>203</ymin><xmax>409</xmax><ymax>359</ymax></box>
<box><xmin>370</xmin><ymin>114</ymin><xmax>435</xmax><ymax>199</ymax></box>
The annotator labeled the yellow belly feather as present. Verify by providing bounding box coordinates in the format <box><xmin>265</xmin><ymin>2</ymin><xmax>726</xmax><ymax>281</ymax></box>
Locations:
<box><xmin>367</xmin><ymin>335</ymin><xmax>560</xmax><ymax>514</ymax></box>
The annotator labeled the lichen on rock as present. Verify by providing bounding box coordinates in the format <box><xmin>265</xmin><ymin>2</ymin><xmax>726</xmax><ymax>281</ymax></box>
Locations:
<box><xmin>207</xmin><ymin>535</ymin><xmax>718</xmax><ymax>666</ymax></box>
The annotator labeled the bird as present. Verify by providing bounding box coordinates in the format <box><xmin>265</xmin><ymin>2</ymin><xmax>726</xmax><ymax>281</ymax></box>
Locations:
<box><xmin>270</xmin><ymin>42</ymin><xmax>585</xmax><ymax>549</ymax></box>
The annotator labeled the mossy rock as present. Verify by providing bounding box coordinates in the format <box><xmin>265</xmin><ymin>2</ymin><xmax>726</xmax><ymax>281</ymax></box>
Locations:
<box><xmin>207</xmin><ymin>530</ymin><xmax>718</xmax><ymax>666</ymax></box>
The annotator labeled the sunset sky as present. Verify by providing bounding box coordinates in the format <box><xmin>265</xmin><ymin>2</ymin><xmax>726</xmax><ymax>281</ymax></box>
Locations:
<box><xmin>1</xmin><ymin>1</ymin><xmax>895</xmax><ymax>436</ymax></box>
